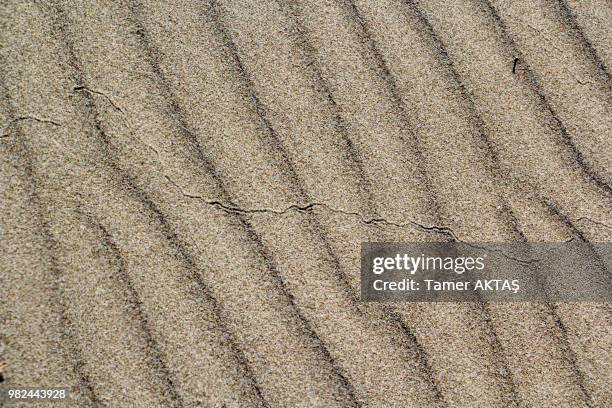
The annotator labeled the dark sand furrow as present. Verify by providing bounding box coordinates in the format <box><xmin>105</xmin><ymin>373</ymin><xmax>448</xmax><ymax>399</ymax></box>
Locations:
<box><xmin>489</xmin><ymin>0</ymin><xmax>612</xmax><ymax>187</ymax></box>
<box><xmin>503</xmin><ymin>209</ymin><xmax>596</xmax><ymax>408</ymax></box>
<box><xmin>412</xmin><ymin>0</ymin><xmax>610</xmax><ymax>246</ymax></box>
<box><xmin>42</xmin><ymin>3</ymin><xmax>272</xmax><ymax>405</ymax></box>
<box><xmin>398</xmin><ymin>0</ymin><xmax>533</xmax><ymax>241</ymax></box>
<box><xmin>398</xmin><ymin>0</ymin><xmax>609</xmax><ymax>271</ymax></box>
<box><xmin>278</xmin><ymin>1</ymin><xmax>433</xmax><ymax>222</ymax></box>
<box><xmin>210</xmin><ymin>1</ymin><xmax>468</xmax><ymax>403</ymax></box>
<box><xmin>399</xmin><ymin>0</ymin><xmax>512</xmax><ymax>189</ymax></box>
<box><xmin>207</xmin><ymin>0</ymin><xmax>312</xmax><ymax>202</ymax></box>
<box><xmin>221</xmin><ymin>218</ymin><xmax>360</xmax><ymax>407</ymax></box>
<box><xmin>555</xmin><ymin>0</ymin><xmax>611</xmax><ymax>80</ymax></box>
<box><xmin>94</xmin><ymin>184</ymin><xmax>269</xmax><ymax>407</ymax></box>
<box><xmin>565</xmin><ymin>0</ymin><xmax>612</xmax><ymax>74</ymax></box>
<box><xmin>256</xmin><ymin>0</ymin><xmax>520</xmax><ymax>404</ymax></box>
<box><xmin>521</xmin><ymin>186</ymin><xmax>610</xmax><ymax>406</ymax></box>
<box><xmin>75</xmin><ymin>209</ymin><xmax>185</xmax><ymax>408</ymax></box>
<box><xmin>127</xmin><ymin>2</ymin><xmax>363</xmax><ymax>405</ymax></box>
<box><xmin>384</xmin><ymin>311</ymin><xmax>448</xmax><ymax>406</ymax></box>
<box><xmin>123</xmin><ymin>1</ymin><xmax>230</xmax><ymax>191</ymax></box>
<box><xmin>1</xmin><ymin>92</ymin><xmax>103</xmax><ymax>407</ymax></box>
<box><xmin>209</xmin><ymin>4</ymin><xmax>444</xmax><ymax>403</ymax></box>
<box><xmin>518</xmin><ymin>206</ymin><xmax>610</xmax><ymax>407</ymax></box>
<box><xmin>541</xmin><ymin>196</ymin><xmax>610</xmax><ymax>276</ymax></box>
<box><xmin>342</xmin><ymin>2</ymin><xmax>515</xmax><ymax>239</ymax></box>
<box><xmin>2</xmin><ymin>0</ymin><xmax>610</xmax><ymax>406</ymax></box>
<box><xmin>336</xmin><ymin>0</ymin><xmax>441</xmax><ymax>220</ymax></box>
<box><xmin>393</xmin><ymin>3</ymin><xmax>606</xmax><ymax>405</ymax></box>
<box><xmin>59</xmin><ymin>163</ymin><xmax>277</xmax><ymax>404</ymax></box>
<box><xmin>478</xmin><ymin>0</ymin><xmax>611</xmax><ymax>195</ymax></box>
<box><xmin>1</xmin><ymin>28</ymin><xmax>91</xmax><ymax>408</ymax></box>
<box><xmin>333</xmin><ymin>0</ymin><xmax>528</xmax><ymax>403</ymax></box>
<box><xmin>51</xmin><ymin>0</ymin><xmax>368</xmax><ymax>404</ymax></box>
<box><xmin>1</xmin><ymin>165</ymin><xmax>103</xmax><ymax>408</ymax></box>
<box><xmin>2</xmin><ymin>112</ymin><xmax>261</xmax><ymax>405</ymax></box>
<box><xmin>245</xmin><ymin>214</ymin><xmax>446</xmax><ymax>407</ymax></box>
<box><xmin>204</xmin><ymin>0</ymin><xmax>364</xmax><ymax>306</ymax></box>
<box><xmin>212</xmin><ymin>0</ymin><xmax>362</xmax><ymax>313</ymax></box>
<box><xmin>66</xmin><ymin>69</ymin><xmax>271</xmax><ymax>408</ymax></box>
<box><xmin>273</xmin><ymin>0</ymin><xmax>380</xmax><ymax>217</ymax></box>
<box><xmin>213</xmin><ymin>1</ymin><xmax>453</xmax><ymax>404</ymax></box>
<box><xmin>545</xmin><ymin>303</ymin><xmax>595</xmax><ymax>408</ymax></box>
<box><xmin>276</xmin><ymin>3</ymin><xmax>451</xmax><ymax>403</ymax></box>
<box><xmin>406</xmin><ymin>0</ymin><xmax>608</xmax><ymax>404</ymax></box>
<box><xmin>502</xmin><ymin>183</ymin><xmax>612</xmax><ymax>405</ymax></box>
<box><xmin>129</xmin><ymin>1</ymin><xmax>454</xmax><ymax>404</ymax></box>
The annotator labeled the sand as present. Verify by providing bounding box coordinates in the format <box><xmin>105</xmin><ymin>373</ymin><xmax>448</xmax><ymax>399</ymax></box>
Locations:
<box><xmin>1</xmin><ymin>0</ymin><xmax>610</xmax><ymax>406</ymax></box>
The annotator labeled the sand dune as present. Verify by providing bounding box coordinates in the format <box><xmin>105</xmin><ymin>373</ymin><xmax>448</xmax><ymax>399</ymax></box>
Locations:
<box><xmin>1</xmin><ymin>0</ymin><xmax>610</xmax><ymax>406</ymax></box>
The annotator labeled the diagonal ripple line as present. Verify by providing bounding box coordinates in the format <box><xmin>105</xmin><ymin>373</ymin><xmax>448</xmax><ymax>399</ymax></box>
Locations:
<box><xmin>41</xmin><ymin>2</ymin><xmax>269</xmax><ymax>406</ymax></box>
<box><xmin>126</xmin><ymin>0</ymin><xmax>361</xmax><ymax>404</ymax></box>
<box><xmin>208</xmin><ymin>0</ymin><xmax>454</xmax><ymax>404</ymax></box>
<box><xmin>276</xmin><ymin>0</ymin><xmax>380</xmax><ymax>219</ymax></box>
<box><xmin>404</xmin><ymin>1</ymin><xmax>601</xmax><ymax>404</ymax></box>
<box><xmin>338</xmin><ymin>0</ymin><xmax>524</xmax><ymax>404</ymax></box>
<box><xmin>0</xmin><ymin>70</ymin><xmax>104</xmax><ymax>408</ymax></box>
<box><xmin>477</xmin><ymin>0</ymin><xmax>611</xmax><ymax>197</ymax></box>
<box><xmin>555</xmin><ymin>0</ymin><xmax>611</xmax><ymax>82</ymax></box>
<box><xmin>75</xmin><ymin>208</ymin><xmax>185</xmax><ymax>408</ymax></box>
<box><xmin>337</xmin><ymin>0</ymin><xmax>442</xmax><ymax>220</ymax></box>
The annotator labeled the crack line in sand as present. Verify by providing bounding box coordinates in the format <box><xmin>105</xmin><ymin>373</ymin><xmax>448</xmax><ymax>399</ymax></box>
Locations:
<box><xmin>7</xmin><ymin>115</ymin><xmax>61</xmax><ymax>127</ymax></box>
<box><xmin>73</xmin><ymin>85</ymin><xmax>124</xmax><ymax>112</ymax></box>
<box><xmin>164</xmin><ymin>176</ymin><xmax>540</xmax><ymax>265</ymax></box>
<box><xmin>73</xmin><ymin>84</ymin><xmax>165</xmax><ymax>160</ymax></box>
<box><xmin>1</xmin><ymin>116</ymin><xmax>62</xmax><ymax>137</ymax></box>
<box><xmin>576</xmin><ymin>217</ymin><xmax>612</xmax><ymax>231</ymax></box>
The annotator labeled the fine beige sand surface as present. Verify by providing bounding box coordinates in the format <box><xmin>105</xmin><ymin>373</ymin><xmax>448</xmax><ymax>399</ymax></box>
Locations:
<box><xmin>1</xmin><ymin>0</ymin><xmax>611</xmax><ymax>407</ymax></box>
